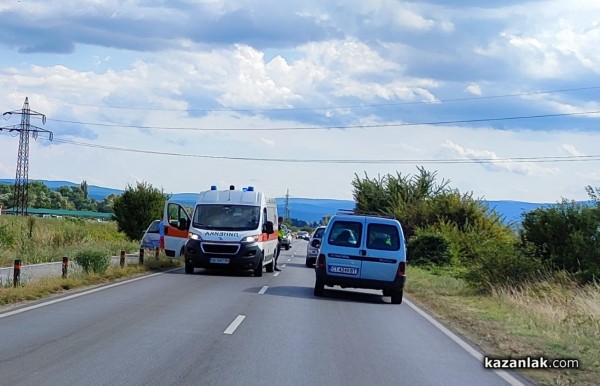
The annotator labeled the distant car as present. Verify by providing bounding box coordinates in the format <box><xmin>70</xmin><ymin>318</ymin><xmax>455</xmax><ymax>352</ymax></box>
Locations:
<box><xmin>297</xmin><ymin>231</ymin><xmax>309</xmax><ymax>240</ymax></box>
<box><xmin>140</xmin><ymin>219</ymin><xmax>161</xmax><ymax>249</ymax></box>
<box><xmin>305</xmin><ymin>226</ymin><xmax>326</xmax><ymax>267</ymax></box>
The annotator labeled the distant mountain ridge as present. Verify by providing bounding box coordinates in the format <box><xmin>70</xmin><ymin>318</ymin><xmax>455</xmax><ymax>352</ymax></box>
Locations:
<box><xmin>0</xmin><ymin>179</ymin><xmax>122</xmax><ymax>201</ymax></box>
<box><xmin>0</xmin><ymin>178</ymin><xmax>568</xmax><ymax>224</ymax></box>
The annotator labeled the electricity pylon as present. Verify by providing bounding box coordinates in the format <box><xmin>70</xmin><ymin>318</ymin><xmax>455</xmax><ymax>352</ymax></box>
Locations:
<box><xmin>284</xmin><ymin>188</ymin><xmax>290</xmax><ymax>220</ymax></box>
<box><xmin>1</xmin><ymin>98</ymin><xmax>53</xmax><ymax>215</ymax></box>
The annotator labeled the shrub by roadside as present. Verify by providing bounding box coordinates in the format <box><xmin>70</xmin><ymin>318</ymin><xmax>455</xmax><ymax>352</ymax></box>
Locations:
<box><xmin>74</xmin><ymin>249</ymin><xmax>110</xmax><ymax>274</ymax></box>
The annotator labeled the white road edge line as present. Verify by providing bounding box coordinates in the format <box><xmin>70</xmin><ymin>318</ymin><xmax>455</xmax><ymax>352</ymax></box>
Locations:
<box><xmin>405</xmin><ymin>299</ymin><xmax>526</xmax><ymax>386</ymax></box>
<box><xmin>224</xmin><ymin>315</ymin><xmax>246</xmax><ymax>335</ymax></box>
<box><xmin>0</xmin><ymin>268</ymin><xmax>180</xmax><ymax>320</ymax></box>
<box><xmin>273</xmin><ymin>272</ymin><xmax>280</xmax><ymax>277</ymax></box>
<box><xmin>258</xmin><ymin>286</ymin><xmax>268</xmax><ymax>295</ymax></box>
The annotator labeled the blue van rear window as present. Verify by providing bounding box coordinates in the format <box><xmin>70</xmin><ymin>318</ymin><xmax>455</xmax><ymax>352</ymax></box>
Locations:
<box><xmin>328</xmin><ymin>221</ymin><xmax>362</xmax><ymax>248</ymax></box>
<box><xmin>367</xmin><ymin>223</ymin><xmax>400</xmax><ymax>251</ymax></box>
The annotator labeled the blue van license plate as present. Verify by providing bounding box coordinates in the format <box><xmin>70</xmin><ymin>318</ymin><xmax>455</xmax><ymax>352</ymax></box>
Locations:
<box><xmin>329</xmin><ymin>265</ymin><xmax>358</xmax><ymax>275</ymax></box>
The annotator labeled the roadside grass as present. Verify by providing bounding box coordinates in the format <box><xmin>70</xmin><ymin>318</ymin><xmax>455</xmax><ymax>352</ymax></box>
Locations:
<box><xmin>0</xmin><ymin>256</ymin><xmax>181</xmax><ymax>307</ymax></box>
<box><xmin>405</xmin><ymin>267</ymin><xmax>600</xmax><ymax>386</ymax></box>
<box><xmin>0</xmin><ymin>216</ymin><xmax>139</xmax><ymax>267</ymax></box>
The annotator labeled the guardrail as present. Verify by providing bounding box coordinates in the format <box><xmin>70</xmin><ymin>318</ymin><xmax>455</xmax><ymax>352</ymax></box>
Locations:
<box><xmin>0</xmin><ymin>249</ymin><xmax>161</xmax><ymax>287</ymax></box>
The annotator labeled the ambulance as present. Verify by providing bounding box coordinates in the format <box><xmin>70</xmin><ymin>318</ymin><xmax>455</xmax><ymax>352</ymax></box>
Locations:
<box><xmin>162</xmin><ymin>185</ymin><xmax>279</xmax><ymax>277</ymax></box>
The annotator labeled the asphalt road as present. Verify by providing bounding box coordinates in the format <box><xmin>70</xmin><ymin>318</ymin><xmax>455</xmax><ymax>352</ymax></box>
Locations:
<box><xmin>0</xmin><ymin>240</ymin><xmax>531</xmax><ymax>386</ymax></box>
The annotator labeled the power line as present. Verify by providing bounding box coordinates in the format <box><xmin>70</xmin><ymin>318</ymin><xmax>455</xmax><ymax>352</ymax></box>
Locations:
<box><xmin>47</xmin><ymin>110</ymin><xmax>600</xmax><ymax>132</ymax></box>
<box><xmin>48</xmin><ymin>85</ymin><xmax>600</xmax><ymax>112</ymax></box>
<box><xmin>4</xmin><ymin>130</ymin><xmax>600</xmax><ymax>164</ymax></box>
<box><xmin>38</xmin><ymin>137</ymin><xmax>600</xmax><ymax>164</ymax></box>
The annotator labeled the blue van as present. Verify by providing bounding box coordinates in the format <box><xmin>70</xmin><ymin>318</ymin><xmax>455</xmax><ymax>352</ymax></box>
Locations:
<box><xmin>313</xmin><ymin>214</ymin><xmax>407</xmax><ymax>304</ymax></box>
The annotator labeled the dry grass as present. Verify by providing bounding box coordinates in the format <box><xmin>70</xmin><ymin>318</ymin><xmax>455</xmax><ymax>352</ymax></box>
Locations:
<box><xmin>406</xmin><ymin>267</ymin><xmax>600</xmax><ymax>386</ymax></box>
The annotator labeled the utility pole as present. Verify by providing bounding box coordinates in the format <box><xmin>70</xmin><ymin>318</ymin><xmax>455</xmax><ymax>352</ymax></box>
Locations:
<box><xmin>1</xmin><ymin>98</ymin><xmax>53</xmax><ymax>216</ymax></box>
<box><xmin>284</xmin><ymin>188</ymin><xmax>290</xmax><ymax>221</ymax></box>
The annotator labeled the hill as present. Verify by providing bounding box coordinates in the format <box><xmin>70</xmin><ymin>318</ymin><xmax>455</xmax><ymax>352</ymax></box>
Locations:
<box><xmin>0</xmin><ymin>179</ymin><xmax>122</xmax><ymax>201</ymax></box>
<box><xmin>157</xmin><ymin>193</ymin><xmax>355</xmax><ymax>224</ymax></box>
<box><xmin>0</xmin><ymin>179</ymin><xmax>569</xmax><ymax>225</ymax></box>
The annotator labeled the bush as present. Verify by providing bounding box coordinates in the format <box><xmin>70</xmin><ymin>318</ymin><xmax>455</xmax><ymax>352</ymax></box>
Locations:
<box><xmin>463</xmin><ymin>240</ymin><xmax>542</xmax><ymax>291</ymax></box>
<box><xmin>520</xmin><ymin>200</ymin><xmax>600</xmax><ymax>282</ymax></box>
<box><xmin>74</xmin><ymin>250</ymin><xmax>110</xmax><ymax>274</ymax></box>
<box><xmin>407</xmin><ymin>233</ymin><xmax>451</xmax><ymax>266</ymax></box>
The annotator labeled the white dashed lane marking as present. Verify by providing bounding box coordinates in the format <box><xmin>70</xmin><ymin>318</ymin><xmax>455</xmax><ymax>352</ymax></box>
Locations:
<box><xmin>258</xmin><ymin>286</ymin><xmax>268</xmax><ymax>295</ymax></box>
<box><xmin>224</xmin><ymin>315</ymin><xmax>246</xmax><ymax>335</ymax></box>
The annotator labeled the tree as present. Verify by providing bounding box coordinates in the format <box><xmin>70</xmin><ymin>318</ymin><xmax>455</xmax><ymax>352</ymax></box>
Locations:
<box><xmin>352</xmin><ymin>167</ymin><xmax>451</xmax><ymax>238</ymax></box>
<box><xmin>112</xmin><ymin>182</ymin><xmax>169</xmax><ymax>240</ymax></box>
<box><xmin>27</xmin><ymin>181</ymin><xmax>54</xmax><ymax>208</ymax></box>
<box><xmin>0</xmin><ymin>183</ymin><xmax>12</xmax><ymax>209</ymax></box>
<box><xmin>80</xmin><ymin>180</ymin><xmax>89</xmax><ymax>200</ymax></box>
<box><xmin>98</xmin><ymin>194</ymin><xmax>118</xmax><ymax>213</ymax></box>
<box><xmin>520</xmin><ymin>199</ymin><xmax>600</xmax><ymax>281</ymax></box>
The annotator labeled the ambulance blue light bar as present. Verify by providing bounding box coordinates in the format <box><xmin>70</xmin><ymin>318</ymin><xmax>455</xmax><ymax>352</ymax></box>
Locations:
<box><xmin>247</xmin><ymin>186</ymin><xmax>254</xmax><ymax>192</ymax></box>
<box><xmin>210</xmin><ymin>185</ymin><xmax>217</xmax><ymax>190</ymax></box>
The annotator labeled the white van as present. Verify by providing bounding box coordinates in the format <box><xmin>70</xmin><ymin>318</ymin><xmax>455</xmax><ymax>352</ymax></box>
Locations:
<box><xmin>164</xmin><ymin>185</ymin><xmax>278</xmax><ymax>277</ymax></box>
<box><xmin>313</xmin><ymin>213</ymin><xmax>407</xmax><ymax>304</ymax></box>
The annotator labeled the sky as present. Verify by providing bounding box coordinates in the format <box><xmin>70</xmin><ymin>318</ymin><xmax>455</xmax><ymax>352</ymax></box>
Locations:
<box><xmin>1</xmin><ymin>0</ymin><xmax>599</xmax><ymax>203</ymax></box>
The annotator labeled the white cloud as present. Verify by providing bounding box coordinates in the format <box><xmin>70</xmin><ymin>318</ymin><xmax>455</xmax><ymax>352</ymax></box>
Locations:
<box><xmin>474</xmin><ymin>2</ymin><xmax>600</xmax><ymax>78</ymax></box>
<box><xmin>465</xmin><ymin>83</ymin><xmax>482</xmax><ymax>96</ymax></box>
<box><xmin>441</xmin><ymin>140</ymin><xmax>557</xmax><ymax>177</ymax></box>
<box><xmin>260</xmin><ymin>138</ymin><xmax>275</xmax><ymax>147</ymax></box>
<box><xmin>561</xmin><ymin>144</ymin><xmax>585</xmax><ymax>157</ymax></box>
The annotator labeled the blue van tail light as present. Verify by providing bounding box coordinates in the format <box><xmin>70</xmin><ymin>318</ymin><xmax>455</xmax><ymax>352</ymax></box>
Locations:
<box><xmin>317</xmin><ymin>254</ymin><xmax>326</xmax><ymax>268</ymax></box>
<box><xmin>397</xmin><ymin>261</ymin><xmax>406</xmax><ymax>277</ymax></box>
